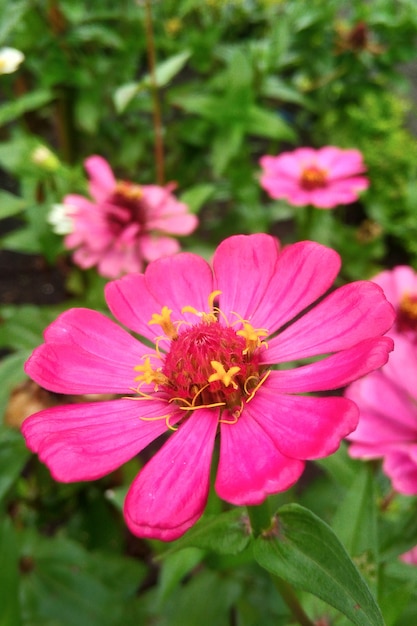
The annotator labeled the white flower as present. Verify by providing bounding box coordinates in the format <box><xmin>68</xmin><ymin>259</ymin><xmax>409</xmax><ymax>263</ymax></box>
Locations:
<box><xmin>0</xmin><ymin>47</ymin><xmax>25</xmax><ymax>75</ymax></box>
<box><xmin>48</xmin><ymin>204</ymin><xmax>75</xmax><ymax>235</ymax></box>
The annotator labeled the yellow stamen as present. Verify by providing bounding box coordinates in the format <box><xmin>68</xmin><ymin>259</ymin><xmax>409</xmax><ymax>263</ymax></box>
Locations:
<box><xmin>208</xmin><ymin>361</ymin><xmax>240</xmax><ymax>389</ymax></box>
<box><xmin>134</xmin><ymin>357</ymin><xmax>168</xmax><ymax>388</ymax></box>
<box><xmin>245</xmin><ymin>370</ymin><xmax>271</xmax><ymax>403</ymax></box>
<box><xmin>139</xmin><ymin>413</ymin><xmax>178</xmax><ymax>431</ymax></box>
<box><xmin>181</xmin><ymin>290</ymin><xmax>222</xmax><ymax>324</ymax></box>
<box><xmin>148</xmin><ymin>306</ymin><xmax>178</xmax><ymax>339</ymax></box>
<box><xmin>236</xmin><ymin>322</ymin><xmax>269</xmax><ymax>354</ymax></box>
<box><xmin>115</xmin><ymin>180</ymin><xmax>143</xmax><ymax>200</ymax></box>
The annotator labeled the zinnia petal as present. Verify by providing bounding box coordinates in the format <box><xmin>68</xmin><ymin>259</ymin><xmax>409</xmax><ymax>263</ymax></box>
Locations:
<box><xmin>215</xmin><ymin>410</ymin><xmax>304</xmax><ymax>505</ymax></box>
<box><xmin>266</xmin><ymin>281</ymin><xmax>395</xmax><ymax>362</ymax></box>
<box><xmin>247</xmin><ymin>390</ymin><xmax>358</xmax><ymax>460</ymax></box>
<box><xmin>266</xmin><ymin>337</ymin><xmax>393</xmax><ymax>392</ymax></box>
<box><xmin>25</xmin><ymin>309</ymin><xmax>147</xmax><ymax>394</ymax></box>
<box><xmin>21</xmin><ymin>398</ymin><xmax>180</xmax><ymax>482</ymax></box>
<box><xmin>124</xmin><ymin>409</ymin><xmax>218</xmax><ymax>541</ymax></box>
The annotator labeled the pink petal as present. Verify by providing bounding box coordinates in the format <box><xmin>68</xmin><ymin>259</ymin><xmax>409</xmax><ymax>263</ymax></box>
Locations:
<box><xmin>383</xmin><ymin>334</ymin><xmax>417</xmax><ymax>400</ymax></box>
<box><xmin>143</xmin><ymin>252</ymin><xmax>214</xmax><ymax>326</ymax></box>
<box><xmin>124</xmin><ymin>409</ymin><xmax>218</xmax><ymax>541</ymax></box>
<box><xmin>247</xmin><ymin>390</ymin><xmax>358</xmax><ymax>460</ymax></box>
<box><xmin>84</xmin><ymin>155</ymin><xmax>116</xmax><ymax>202</ymax></box>
<box><xmin>250</xmin><ymin>241</ymin><xmax>340</xmax><ymax>332</ymax></box>
<box><xmin>266</xmin><ymin>281</ymin><xmax>395</xmax><ymax>362</ymax></box>
<box><xmin>347</xmin><ymin>373</ymin><xmax>417</xmax><ymax>449</ymax></box>
<box><xmin>215</xmin><ymin>410</ymin><xmax>304</xmax><ymax>505</ymax></box>
<box><xmin>105</xmin><ymin>274</ymin><xmax>166</xmax><ymax>341</ymax></box>
<box><xmin>21</xmin><ymin>398</ymin><xmax>180</xmax><ymax>481</ymax></box>
<box><xmin>24</xmin><ymin>309</ymin><xmax>148</xmax><ymax>394</ymax></box>
<box><xmin>140</xmin><ymin>234</ymin><xmax>180</xmax><ymax>262</ymax></box>
<box><xmin>213</xmin><ymin>234</ymin><xmax>280</xmax><ymax>323</ymax></box>
<box><xmin>265</xmin><ymin>337</ymin><xmax>393</xmax><ymax>392</ymax></box>
<box><xmin>383</xmin><ymin>450</ymin><xmax>417</xmax><ymax>495</ymax></box>
<box><xmin>317</xmin><ymin>147</ymin><xmax>366</xmax><ymax>178</ymax></box>
<box><xmin>372</xmin><ymin>265</ymin><xmax>417</xmax><ymax>307</ymax></box>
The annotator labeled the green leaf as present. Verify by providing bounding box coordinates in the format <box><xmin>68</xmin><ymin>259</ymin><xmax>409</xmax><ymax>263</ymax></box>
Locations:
<box><xmin>0</xmin><ymin>516</ymin><xmax>21</xmax><ymax>626</ymax></box>
<box><xmin>0</xmin><ymin>190</ymin><xmax>26</xmax><ymax>219</ymax></box>
<box><xmin>180</xmin><ymin>183</ymin><xmax>215</xmax><ymax>213</ymax></box>
<box><xmin>247</xmin><ymin>106</ymin><xmax>296</xmax><ymax>141</ymax></box>
<box><xmin>156</xmin><ymin>547</ymin><xmax>204</xmax><ymax>604</ymax></box>
<box><xmin>0</xmin><ymin>90</ymin><xmax>54</xmax><ymax>126</ymax></box>
<box><xmin>114</xmin><ymin>50</ymin><xmax>191</xmax><ymax>112</ymax></box>
<box><xmin>0</xmin><ymin>425</ymin><xmax>30</xmax><ymax>502</ymax></box>
<box><xmin>332</xmin><ymin>464</ymin><xmax>378</xmax><ymax>562</ymax></box>
<box><xmin>19</xmin><ymin>532</ymin><xmax>146</xmax><ymax>626</ymax></box>
<box><xmin>254</xmin><ymin>504</ymin><xmax>384</xmax><ymax>626</ymax></box>
<box><xmin>0</xmin><ymin>352</ymin><xmax>29</xmax><ymax>417</ymax></box>
<box><xmin>113</xmin><ymin>82</ymin><xmax>141</xmax><ymax>113</ymax></box>
<box><xmin>163</xmin><ymin>508</ymin><xmax>251</xmax><ymax>557</ymax></box>
<box><xmin>153</xmin><ymin>50</ymin><xmax>191</xmax><ymax>88</ymax></box>
<box><xmin>0</xmin><ymin>227</ymin><xmax>41</xmax><ymax>253</ymax></box>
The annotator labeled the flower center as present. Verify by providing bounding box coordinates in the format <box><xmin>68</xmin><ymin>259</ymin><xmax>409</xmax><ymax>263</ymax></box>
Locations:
<box><xmin>134</xmin><ymin>293</ymin><xmax>269</xmax><ymax>422</ymax></box>
<box><xmin>106</xmin><ymin>181</ymin><xmax>146</xmax><ymax>233</ymax></box>
<box><xmin>300</xmin><ymin>165</ymin><xmax>327</xmax><ymax>190</ymax></box>
<box><xmin>397</xmin><ymin>293</ymin><xmax>417</xmax><ymax>334</ymax></box>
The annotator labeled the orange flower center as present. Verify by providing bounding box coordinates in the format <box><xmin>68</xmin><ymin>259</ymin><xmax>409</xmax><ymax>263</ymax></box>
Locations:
<box><xmin>397</xmin><ymin>293</ymin><xmax>417</xmax><ymax>333</ymax></box>
<box><xmin>300</xmin><ymin>165</ymin><xmax>328</xmax><ymax>190</ymax></box>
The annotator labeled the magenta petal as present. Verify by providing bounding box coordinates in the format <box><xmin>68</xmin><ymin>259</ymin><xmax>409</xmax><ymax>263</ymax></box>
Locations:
<box><xmin>215</xmin><ymin>410</ymin><xmax>304</xmax><ymax>505</ymax></box>
<box><xmin>383</xmin><ymin>450</ymin><xmax>417</xmax><ymax>495</ymax></box>
<box><xmin>124</xmin><ymin>409</ymin><xmax>218</xmax><ymax>541</ymax></box>
<box><xmin>21</xmin><ymin>398</ymin><xmax>179</xmax><ymax>481</ymax></box>
<box><xmin>84</xmin><ymin>155</ymin><xmax>116</xmax><ymax>202</ymax></box>
<box><xmin>247</xmin><ymin>390</ymin><xmax>358</xmax><ymax>460</ymax></box>
<box><xmin>106</xmin><ymin>274</ymin><xmax>167</xmax><ymax>341</ymax></box>
<box><xmin>24</xmin><ymin>309</ymin><xmax>148</xmax><ymax>394</ymax></box>
<box><xmin>213</xmin><ymin>234</ymin><xmax>280</xmax><ymax>322</ymax></box>
<box><xmin>266</xmin><ymin>281</ymin><xmax>395</xmax><ymax>362</ymax></box>
<box><xmin>265</xmin><ymin>337</ymin><xmax>393</xmax><ymax>392</ymax></box>
<box><xmin>143</xmin><ymin>253</ymin><xmax>214</xmax><ymax>325</ymax></box>
<box><xmin>252</xmin><ymin>241</ymin><xmax>341</xmax><ymax>331</ymax></box>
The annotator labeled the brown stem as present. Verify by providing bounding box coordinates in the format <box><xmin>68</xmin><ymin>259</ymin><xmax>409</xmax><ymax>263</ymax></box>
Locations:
<box><xmin>143</xmin><ymin>0</ymin><xmax>165</xmax><ymax>185</ymax></box>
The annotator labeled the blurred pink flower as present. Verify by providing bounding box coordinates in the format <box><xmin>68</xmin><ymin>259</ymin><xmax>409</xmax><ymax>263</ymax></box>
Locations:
<box><xmin>400</xmin><ymin>546</ymin><xmax>417</xmax><ymax>565</ymax></box>
<box><xmin>58</xmin><ymin>155</ymin><xmax>198</xmax><ymax>278</ymax></box>
<box><xmin>371</xmin><ymin>266</ymin><xmax>417</xmax><ymax>339</ymax></box>
<box><xmin>259</xmin><ymin>146</ymin><xmax>369</xmax><ymax>209</ymax></box>
<box><xmin>347</xmin><ymin>334</ymin><xmax>417</xmax><ymax>495</ymax></box>
<box><xmin>22</xmin><ymin>234</ymin><xmax>394</xmax><ymax>540</ymax></box>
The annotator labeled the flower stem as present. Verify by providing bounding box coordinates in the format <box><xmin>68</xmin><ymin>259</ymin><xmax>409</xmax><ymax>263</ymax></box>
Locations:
<box><xmin>246</xmin><ymin>500</ymin><xmax>272</xmax><ymax>536</ymax></box>
<box><xmin>143</xmin><ymin>0</ymin><xmax>165</xmax><ymax>186</ymax></box>
<box><xmin>273</xmin><ymin>576</ymin><xmax>316</xmax><ymax>626</ymax></box>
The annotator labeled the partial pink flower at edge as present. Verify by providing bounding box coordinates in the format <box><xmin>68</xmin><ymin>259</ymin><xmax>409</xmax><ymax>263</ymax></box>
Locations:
<box><xmin>371</xmin><ymin>265</ymin><xmax>417</xmax><ymax>340</ymax></box>
<box><xmin>55</xmin><ymin>155</ymin><xmax>198</xmax><ymax>279</ymax></box>
<box><xmin>346</xmin><ymin>333</ymin><xmax>417</xmax><ymax>495</ymax></box>
<box><xmin>22</xmin><ymin>234</ymin><xmax>394</xmax><ymax>541</ymax></box>
<box><xmin>259</xmin><ymin>145</ymin><xmax>369</xmax><ymax>209</ymax></box>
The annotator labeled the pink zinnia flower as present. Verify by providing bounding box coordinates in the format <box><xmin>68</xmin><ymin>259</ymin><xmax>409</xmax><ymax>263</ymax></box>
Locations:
<box><xmin>347</xmin><ymin>334</ymin><xmax>417</xmax><ymax>495</ymax></box>
<box><xmin>400</xmin><ymin>546</ymin><xmax>417</xmax><ymax>565</ymax></box>
<box><xmin>22</xmin><ymin>234</ymin><xmax>394</xmax><ymax>540</ymax></box>
<box><xmin>371</xmin><ymin>266</ymin><xmax>417</xmax><ymax>339</ymax></box>
<box><xmin>259</xmin><ymin>146</ymin><xmax>369</xmax><ymax>209</ymax></box>
<box><xmin>57</xmin><ymin>155</ymin><xmax>198</xmax><ymax>278</ymax></box>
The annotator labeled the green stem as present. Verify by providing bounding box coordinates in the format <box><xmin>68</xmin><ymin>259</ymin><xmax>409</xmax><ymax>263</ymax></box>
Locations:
<box><xmin>144</xmin><ymin>0</ymin><xmax>165</xmax><ymax>186</ymax></box>
<box><xmin>246</xmin><ymin>500</ymin><xmax>272</xmax><ymax>537</ymax></box>
<box><xmin>273</xmin><ymin>576</ymin><xmax>316</xmax><ymax>626</ymax></box>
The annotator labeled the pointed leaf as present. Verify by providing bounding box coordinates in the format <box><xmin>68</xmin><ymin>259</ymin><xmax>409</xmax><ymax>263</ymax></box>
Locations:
<box><xmin>254</xmin><ymin>504</ymin><xmax>384</xmax><ymax>626</ymax></box>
